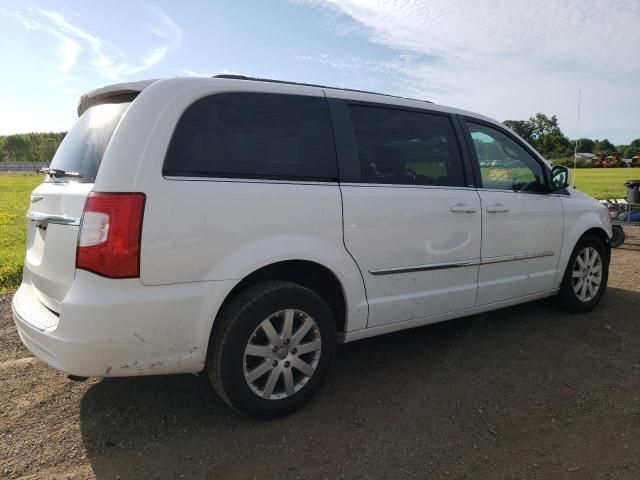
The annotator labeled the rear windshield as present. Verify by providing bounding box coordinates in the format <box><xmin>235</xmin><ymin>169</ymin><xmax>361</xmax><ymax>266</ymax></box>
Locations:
<box><xmin>49</xmin><ymin>102</ymin><xmax>130</xmax><ymax>183</ymax></box>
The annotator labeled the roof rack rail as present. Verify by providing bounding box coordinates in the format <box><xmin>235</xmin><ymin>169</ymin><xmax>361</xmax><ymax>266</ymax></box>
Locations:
<box><xmin>212</xmin><ymin>74</ymin><xmax>432</xmax><ymax>104</ymax></box>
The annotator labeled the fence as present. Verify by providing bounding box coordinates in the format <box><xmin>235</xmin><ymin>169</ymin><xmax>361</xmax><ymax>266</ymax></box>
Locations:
<box><xmin>0</xmin><ymin>162</ymin><xmax>49</xmax><ymax>172</ymax></box>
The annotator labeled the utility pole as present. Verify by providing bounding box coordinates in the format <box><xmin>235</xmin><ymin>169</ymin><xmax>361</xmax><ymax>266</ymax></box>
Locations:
<box><xmin>572</xmin><ymin>89</ymin><xmax>581</xmax><ymax>188</ymax></box>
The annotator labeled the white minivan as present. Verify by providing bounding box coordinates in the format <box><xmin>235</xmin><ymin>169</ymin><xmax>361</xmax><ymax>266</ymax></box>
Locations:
<box><xmin>13</xmin><ymin>75</ymin><xmax>612</xmax><ymax>418</ymax></box>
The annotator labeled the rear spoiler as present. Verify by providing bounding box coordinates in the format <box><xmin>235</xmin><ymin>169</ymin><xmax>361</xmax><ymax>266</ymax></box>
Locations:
<box><xmin>77</xmin><ymin>79</ymin><xmax>159</xmax><ymax>116</ymax></box>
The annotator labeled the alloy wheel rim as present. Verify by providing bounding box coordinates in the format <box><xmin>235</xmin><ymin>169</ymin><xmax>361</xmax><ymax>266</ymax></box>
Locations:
<box><xmin>572</xmin><ymin>247</ymin><xmax>602</xmax><ymax>302</ymax></box>
<box><xmin>243</xmin><ymin>309</ymin><xmax>321</xmax><ymax>400</ymax></box>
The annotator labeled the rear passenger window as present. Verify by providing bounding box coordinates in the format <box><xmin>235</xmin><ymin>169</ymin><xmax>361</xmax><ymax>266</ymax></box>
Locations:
<box><xmin>163</xmin><ymin>93</ymin><xmax>337</xmax><ymax>181</ymax></box>
<box><xmin>347</xmin><ymin>105</ymin><xmax>465</xmax><ymax>187</ymax></box>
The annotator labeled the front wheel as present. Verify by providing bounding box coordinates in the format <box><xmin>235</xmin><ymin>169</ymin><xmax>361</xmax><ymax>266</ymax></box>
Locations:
<box><xmin>558</xmin><ymin>235</ymin><xmax>609</xmax><ymax>313</ymax></box>
<box><xmin>206</xmin><ymin>281</ymin><xmax>336</xmax><ymax>419</ymax></box>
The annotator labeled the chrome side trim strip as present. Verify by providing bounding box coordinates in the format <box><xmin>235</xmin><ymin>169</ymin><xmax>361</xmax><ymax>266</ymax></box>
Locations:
<box><xmin>369</xmin><ymin>259</ymin><xmax>481</xmax><ymax>275</ymax></box>
<box><xmin>369</xmin><ymin>251</ymin><xmax>555</xmax><ymax>276</ymax></box>
<box><xmin>26</xmin><ymin>211</ymin><xmax>80</xmax><ymax>226</ymax></box>
<box><xmin>481</xmin><ymin>251</ymin><xmax>555</xmax><ymax>265</ymax></box>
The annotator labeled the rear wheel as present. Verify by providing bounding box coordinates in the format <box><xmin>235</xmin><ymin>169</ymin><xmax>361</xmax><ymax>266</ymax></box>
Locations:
<box><xmin>558</xmin><ymin>235</ymin><xmax>609</xmax><ymax>313</ymax></box>
<box><xmin>207</xmin><ymin>281</ymin><xmax>336</xmax><ymax>419</ymax></box>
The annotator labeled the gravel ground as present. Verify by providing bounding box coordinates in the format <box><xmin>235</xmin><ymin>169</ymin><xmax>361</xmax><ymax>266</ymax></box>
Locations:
<box><xmin>1</xmin><ymin>228</ymin><xmax>639</xmax><ymax>479</ymax></box>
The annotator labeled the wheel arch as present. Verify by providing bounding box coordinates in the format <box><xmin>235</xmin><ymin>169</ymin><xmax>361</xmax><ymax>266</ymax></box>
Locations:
<box><xmin>581</xmin><ymin>227</ymin><xmax>611</xmax><ymax>259</ymax></box>
<box><xmin>556</xmin><ymin>224</ymin><xmax>611</xmax><ymax>287</ymax></box>
<box><xmin>212</xmin><ymin>260</ymin><xmax>349</xmax><ymax>339</ymax></box>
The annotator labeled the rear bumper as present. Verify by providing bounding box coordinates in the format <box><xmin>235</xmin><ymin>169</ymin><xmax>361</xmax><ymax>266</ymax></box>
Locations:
<box><xmin>12</xmin><ymin>271</ymin><xmax>233</xmax><ymax>377</ymax></box>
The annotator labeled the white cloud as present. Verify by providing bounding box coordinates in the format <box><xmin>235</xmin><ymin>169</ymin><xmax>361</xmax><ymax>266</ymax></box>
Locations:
<box><xmin>3</xmin><ymin>9</ymin><xmax>80</xmax><ymax>75</ymax></box>
<box><xmin>57</xmin><ymin>35</ymin><xmax>82</xmax><ymax>73</ymax></box>
<box><xmin>10</xmin><ymin>6</ymin><xmax>183</xmax><ymax>82</ymax></box>
<box><xmin>146</xmin><ymin>4</ymin><xmax>183</xmax><ymax>44</ymax></box>
<box><xmin>301</xmin><ymin>0</ymin><xmax>640</xmax><ymax>143</ymax></box>
<box><xmin>38</xmin><ymin>9</ymin><xmax>116</xmax><ymax>78</ymax></box>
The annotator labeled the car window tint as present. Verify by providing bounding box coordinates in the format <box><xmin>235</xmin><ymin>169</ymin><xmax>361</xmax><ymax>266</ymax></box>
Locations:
<box><xmin>468</xmin><ymin>122</ymin><xmax>546</xmax><ymax>192</ymax></box>
<box><xmin>164</xmin><ymin>93</ymin><xmax>337</xmax><ymax>181</ymax></box>
<box><xmin>347</xmin><ymin>105</ymin><xmax>465</xmax><ymax>187</ymax></box>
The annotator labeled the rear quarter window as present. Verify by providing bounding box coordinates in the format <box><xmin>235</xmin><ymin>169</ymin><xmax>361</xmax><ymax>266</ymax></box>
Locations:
<box><xmin>163</xmin><ymin>92</ymin><xmax>337</xmax><ymax>181</ymax></box>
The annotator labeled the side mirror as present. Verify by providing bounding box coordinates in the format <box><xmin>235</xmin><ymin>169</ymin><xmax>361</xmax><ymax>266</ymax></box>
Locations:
<box><xmin>550</xmin><ymin>165</ymin><xmax>569</xmax><ymax>191</ymax></box>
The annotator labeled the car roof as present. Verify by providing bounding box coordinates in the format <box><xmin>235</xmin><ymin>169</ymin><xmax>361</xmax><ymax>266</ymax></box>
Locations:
<box><xmin>77</xmin><ymin>75</ymin><xmax>498</xmax><ymax>126</ymax></box>
<box><xmin>209</xmin><ymin>75</ymin><xmax>495</xmax><ymax>122</ymax></box>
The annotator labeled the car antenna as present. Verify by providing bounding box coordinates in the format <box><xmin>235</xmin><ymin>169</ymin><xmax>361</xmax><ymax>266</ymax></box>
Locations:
<box><xmin>571</xmin><ymin>89</ymin><xmax>581</xmax><ymax>188</ymax></box>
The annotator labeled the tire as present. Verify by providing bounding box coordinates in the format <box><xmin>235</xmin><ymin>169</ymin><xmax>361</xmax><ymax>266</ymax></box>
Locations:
<box><xmin>206</xmin><ymin>281</ymin><xmax>336</xmax><ymax>419</ymax></box>
<box><xmin>558</xmin><ymin>234</ymin><xmax>609</xmax><ymax>313</ymax></box>
<box><xmin>610</xmin><ymin>225</ymin><xmax>625</xmax><ymax>248</ymax></box>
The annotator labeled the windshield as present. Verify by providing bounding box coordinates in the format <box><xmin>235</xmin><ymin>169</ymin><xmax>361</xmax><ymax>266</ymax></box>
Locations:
<box><xmin>49</xmin><ymin>102</ymin><xmax>130</xmax><ymax>183</ymax></box>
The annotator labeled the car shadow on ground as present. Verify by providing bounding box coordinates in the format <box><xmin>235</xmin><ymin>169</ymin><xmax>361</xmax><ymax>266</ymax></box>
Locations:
<box><xmin>79</xmin><ymin>288</ymin><xmax>640</xmax><ymax>479</ymax></box>
<box><xmin>616</xmin><ymin>227</ymin><xmax>640</xmax><ymax>252</ymax></box>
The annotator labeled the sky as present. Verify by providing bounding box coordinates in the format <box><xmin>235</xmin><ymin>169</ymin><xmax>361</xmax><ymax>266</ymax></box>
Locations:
<box><xmin>0</xmin><ymin>0</ymin><xmax>639</xmax><ymax>144</ymax></box>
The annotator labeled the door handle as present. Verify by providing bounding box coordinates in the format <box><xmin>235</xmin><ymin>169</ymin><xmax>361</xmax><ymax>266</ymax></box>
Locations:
<box><xmin>449</xmin><ymin>203</ymin><xmax>478</xmax><ymax>213</ymax></box>
<box><xmin>486</xmin><ymin>203</ymin><xmax>510</xmax><ymax>213</ymax></box>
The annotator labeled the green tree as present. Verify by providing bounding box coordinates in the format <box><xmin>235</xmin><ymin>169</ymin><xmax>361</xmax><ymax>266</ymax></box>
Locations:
<box><xmin>539</xmin><ymin>133</ymin><xmax>573</xmax><ymax>158</ymax></box>
<box><xmin>594</xmin><ymin>139</ymin><xmax>616</xmax><ymax>154</ymax></box>
<box><xmin>529</xmin><ymin>113</ymin><xmax>563</xmax><ymax>139</ymax></box>
<box><xmin>2</xmin><ymin>135</ymin><xmax>28</xmax><ymax>162</ymax></box>
<box><xmin>530</xmin><ymin>114</ymin><xmax>572</xmax><ymax>158</ymax></box>
<box><xmin>503</xmin><ymin>120</ymin><xmax>534</xmax><ymax>144</ymax></box>
<box><xmin>503</xmin><ymin>113</ymin><xmax>572</xmax><ymax>158</ymax></box>
<box><xmin>623</xmin><ymin>146</ymin><xmax>636</xmax><ymax>158</ymax></box>
<box><xmin>504</xmin><ymin>114</ymin><xmax>639</xmax><ymax>160</ymax></box>
<box><xmin>0</xmin><ymin>132</ymin><xmax>66</xmax><ymax>162</ymax></box>
<box><xmin>576</xmin><ymin>138</ymin><xmax>595</xmax><ymax>153</ymax></box>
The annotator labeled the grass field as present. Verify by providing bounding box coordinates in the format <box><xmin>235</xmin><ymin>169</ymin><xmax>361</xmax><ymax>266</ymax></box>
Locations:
<box><xmin>0</xmin><ymin>169</ymin><xmax>636</xmax><ymax>294</ymax></box>
<box><xmin>570</xmin><ymin>168</ymin><xmax>638</xmax><ymax>200</ymax></box>
<box><xmin>0</xmin><ymin>175</ymin><xmax>41</xmax><ymax>293</ymax></box>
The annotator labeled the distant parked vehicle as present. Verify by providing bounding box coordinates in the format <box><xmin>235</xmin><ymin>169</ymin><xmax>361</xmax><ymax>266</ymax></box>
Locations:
<box><xmin>593</xmin><ymin>153</ymin><xmax>623</xmax><ymax>168</ymax></box>
<box><xmin>604</xmin><ymin>155</ymin><xmax>622</xmax><ymax>168</ymax></box>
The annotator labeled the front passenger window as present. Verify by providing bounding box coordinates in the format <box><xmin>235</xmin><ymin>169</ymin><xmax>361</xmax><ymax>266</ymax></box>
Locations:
<box><xmin>468</xmin><ymin>122</ymin><xmax>546</xmax><ymax>192</ymax></box>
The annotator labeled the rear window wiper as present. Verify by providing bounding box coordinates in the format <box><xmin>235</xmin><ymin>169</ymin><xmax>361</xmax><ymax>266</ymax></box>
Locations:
<box><xmin>39</xmin><ymin>167</ymin><xmax>83</xmax><ymax>179</ymax></box>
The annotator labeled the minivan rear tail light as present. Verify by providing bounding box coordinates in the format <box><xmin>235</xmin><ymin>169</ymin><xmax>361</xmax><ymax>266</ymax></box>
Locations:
<box><xmin>76</xmin><ymin>192</ymin><xmax>146</xmax><ymax>278</ymax></box>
